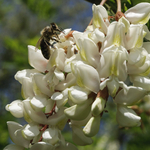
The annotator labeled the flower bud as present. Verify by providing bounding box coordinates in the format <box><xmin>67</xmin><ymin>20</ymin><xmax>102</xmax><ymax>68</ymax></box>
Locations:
<box><xmin>68</xmin><ymin>86</ymin><xmax>89</xmax><ymax>105</ymax></box>
<box><xmin>91</xmin><ymin>97</ymin><xmax>105</xmax><ymax>117</ymax></box>
<box><xmin>92</xmin><ymin>4</ymin><xmax>108</xmax><ymax>34</ymax></box>
<box><xmin>47</xmin><ymin>107</ymin><xmax>68</xmax><ymax>130</ymax></box>
<box><xmin>5</xmin><ymin>100</ymin><xmax>24</xmax><ymax>118</ymax></box>
<box><xmin>22</xmin><ymin>124</ymin><xmax>40</xmax><ymax>140</ymax></box>
<box><xmin>42</xmin><ymin>127</ymin><xmax>60</xmax><ymax>145</ymax></box>
<box><xmin>7</xmin><ymin>121</ymin><xmax>30</xmax><ymax>148</ymax></box>
<box><xmin>30</xmin><ymin>142</ymin><xmax>54</xmax><ymax>150</ymax></box>
<box><xmin>64</xmin><ymin>99</ymin><xmax>92</xmax><ymax>120</ymax></box>
<box><xmin>3</xmin><ymin>144</ymin><xmax>25</xmax><ymax>150</ymax></box>
<box><xmin>23</xmin><ymin>99</ymin><xmax>47</xmax><ymax>124</ymax></box>
<box><xmin>71</xmin><ymin>125</ymin><xmax>93</xmax><ymax>146</ymax></box>
<box><xmin>83</xmin><ymin>116</ymin><xmax>101</xmax><ymax>137</ymax></box>
<box><xmin>55</xmin><ymin>142</ymin><xmax>78</xmax><ymax>150</ymax></box>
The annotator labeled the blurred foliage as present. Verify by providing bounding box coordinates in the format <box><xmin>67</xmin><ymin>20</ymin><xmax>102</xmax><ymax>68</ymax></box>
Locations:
<box><xmin>1</xmin><ymin>0</ymin><xmax>150</xmax><ymax>150</ymax></box>
<box><xmin>22</xmin><ymin>0</ymin><xmax>56</xmax><ymax>19</ymax></box>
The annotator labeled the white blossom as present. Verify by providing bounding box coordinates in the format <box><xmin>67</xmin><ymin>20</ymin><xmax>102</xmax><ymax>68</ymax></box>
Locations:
<box><xmin>4</xmin><ymin>2</ymin><xmax>150</xmax><ymax>149</ymax></box>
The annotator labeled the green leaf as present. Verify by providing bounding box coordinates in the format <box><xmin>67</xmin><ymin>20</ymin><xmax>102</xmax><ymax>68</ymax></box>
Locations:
<box><xmin>131</xmin><ymin>0</ymin><xmax>150</xmax><ymax>6</ymax></box>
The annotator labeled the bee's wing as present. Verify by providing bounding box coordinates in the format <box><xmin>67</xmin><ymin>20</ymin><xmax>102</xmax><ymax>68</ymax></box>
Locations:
<box><xmin>35</xmin><ymin>36</ymin><xmax>43</xmax><ymax>51</ymax></box>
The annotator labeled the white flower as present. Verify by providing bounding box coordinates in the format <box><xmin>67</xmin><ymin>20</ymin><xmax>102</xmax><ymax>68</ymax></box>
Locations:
<box><xmin>91</xmin><ymin>97</ymin><xmax>105</xmax><ymax>116</ymax></box>
<box><xmin>126</xmin><ymin>24</ymin><xmax>144</xmax><ymax>50</ymax></box>
<box><xmin>75</xmin><ymin>37</ymin><xmax>100</xmax><ymax>68</ymax></box>
<box><xmin>32</xmin><ymin>73</ymin><xmax>53</xmax><ymax>96</ymax></box>
<box><xmin>92</xmin><ymin>4</ymin><xmax>108</xmax><ymax>34</ymax></box>
<box><xmin>5</xmin><ymin>100</ymin><xmax>24</xmax><ymax>118</ymax></box>
<box><xmin>30</xmin><ymin>95</ymin><xmax>48</xmax><ymax>110</ymax></box>
<box><xmin>64</xmin><ymin>98</ymin><xmax>92</xmax><ymax>121</ymax></box>
<box><xmin>3</xmin><ymin>144</ymin><xmax>25</xmax><ymax>150</ymax></box>
<box><xmin>28</xmin><ymin>45</ymin><xmax>48</xmax><ymax>73</ymax></box>
<box><xmin>47</xmin><ymin>48</ymin><xmax>66</xmax><ymax>71</ymax></box>
<box><xmin>47</xmin><ymin>107</ymin><xmax>68</xmax><ymax>130</ymax></box>
<box><xmin>116</xmin><ymin>105</ymin><xmax>141</xmax><ymax>127</ymax></box>
<box><xmin>83</xmin><ymin>116</ymin><xmax>101</xmax><ymax>137</ymax></box>
<box><xmin>103</xmin><ymin>21</ymin><xmax>126</xmax><ymax>49</ymax></box>
<box><xmin>124</xmin><ymin>2</ymin><xmax>150</xmax><ymax>24</ymax></box>
<box><xmin>114</xmin><ymin>84</ymin><xmax>147</xmax><ymax>106</ymax></box>
<box><xmin>55</xmin><ymin>142</ymin><xmax>78</xmax><ymax>150</ymax></box>
<box><xmin>100</xmin><ymin>76</ymin><xmax>120</xmax><ymax>97</ymax></box>
<box><xmin>71</xmin><ymin>125</ymin><xmax>93</xmax><ymax>146</ymax></box>
<box><xmin>5</xmin><ymin>3</ymin><xmax>150</xmax><ymax>149</ymax></box>
<box><xmin>30</xmin><ymin>142</ymin><xmax>54</xmax><ymax>150</ymax></box>
<box><xmin>71</xmin><ymin>61</ymin><xmax>100</xmax><ymax>93</ymax></box>
<box><xmin>42</xmin><ymin>127</ymin><xmax>60</xmax><ymax>145</ymax></box>
<box><xmin>99</xmin><ymin>45</ymin><xmax>128</xmax><ymax>81</ymax></box>
<box><xmin>7</xmin><ymin>121</ymin><xmax>30</xmax><ymax>148</ymax></box>
<box><xmin>68</xmin><ymin>86</ymin><xmax>90</xmax><ymax>105</ymax></box>
<box><xmin>130</xmin><ymin>75</ymin><xmax>150</xmax><ymax>91</ymax></box>
<box><xmin>22</xmin><ymin>124</ymin><xmax>40</xmax><ymax>140</ymax></box>
<box><xmin>88</xmin><ymin>28</ymin><xmax>105</xmax><ymax>44</ymax></box>
<box><xmin>127</xmin><ymin>47</ymin><xmax>150</xmax><ymax>76</ymax></box>
<box><xmin>23</xmin><ymin>99</ymin><xmax>47</xmax><ymax>124</ymax></box>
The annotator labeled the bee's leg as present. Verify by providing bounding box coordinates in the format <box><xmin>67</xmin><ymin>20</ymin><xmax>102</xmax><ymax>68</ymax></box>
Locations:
<box><xmin>51</xmin><ymin>37</ymin><xmax>60</xmax><ymax>43</ymax></box>
<box><xmin>53</xmin><ymin>32</ymin><xmax>60</xmax><ymax>40</ymax></box>
<box><xmin>44</xmin><ymin>39</ymin><xmax>52</xmax><ymax>46</ymax></box>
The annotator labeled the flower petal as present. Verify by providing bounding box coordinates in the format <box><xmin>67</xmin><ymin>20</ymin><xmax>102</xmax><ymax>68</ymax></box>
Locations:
<box><xmin>42</xmin><ymin>127</ymin><xmax>59</xmax><ymax>145</ymax></box>
<box><xmin>99</xmin><ymin>45</ymin><xmax>128</xmax><ymax>81</ymax></box>
<box><xmin>28</xmin><ymin>45</ymin><xmax>48</xmax><ymax>72</ymax></box>
<box><xmin>7</xmin><ymin>121</ymin><xmax>30</xmax><ymax>148</ymax></box>
<box><xmin>130</xmin><ymin>75</ymin><xmax>150</xmax><ymax>91</ymax></box>
<box><xmin>71</xmin><ymin>61</ymin><xmax>100</xmax><ymax>93</ymax></box>
<box><xmin>30</xmin><ymin>142</ymin><xmax>54</xmax><ymax>150</ymax></box>
<box><xmin>4</xmin><ymin>144</ymin><xmax>25</xmax><ymax>150</ymax></box>
<box><xmin>124</xmin><ymin>2</ymin><xmax>150</xmax><ymax>24</ymax></box>
<box><xmin>64</xmin><ymin>99</ymin><xmax>92</xmax><ymax>121</ymax></box>
<box><xmin>30</xmin><ymin>95</ymin><xmax>48</xmax><ymax>110</ymax></box>
<box><xmin>71</xmin><ymin>125</ymin><xmax>93</xmax><ymax>146</ymax></box>
<box><xmin>23</xmin><ymin>99</ymin><xmax>47</xmax><ymax>124</ymax></box>
<box><xmin>92</xmin><ymin>4</ymin><xmax>108</xmax><ymax>34</ymax></box>
<box><xmin>116</xmin><ymin>105</ymin><xmax>141</xmax><ymax>127</ymax></box>
<box><xmin>22</xmin><ymin>124</ymin><xmax>40</xmax><ymax>140</ymax></box>
<box><xmin>83</xmin><ymin>116</ymin><xmax>101</xmax><ymax>137</ymax></box>
<box><xmin>68</xmin><ymin>86</ymin><xmax>89</xmax><ymax>104</ymax></box>
<box><xmin>77</xmin><ymin>37</ymin><xmax>100</xmax><ymax>68</ymax></box>
<box><xmin>114</xmin><ymin>84</ymin><xmax>147</xmax><ymax>105</ymax></box>
<box><xmin>5</xmin><ymin>100</ymin><xmax>24</xmax><ymax>118</ymax></box>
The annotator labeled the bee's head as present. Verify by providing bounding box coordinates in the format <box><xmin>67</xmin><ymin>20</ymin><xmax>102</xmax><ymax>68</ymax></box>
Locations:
<box><xmin>51</xmin><ymin>23</ymin><xmax>62</xmax><ymax>32</ymax></box>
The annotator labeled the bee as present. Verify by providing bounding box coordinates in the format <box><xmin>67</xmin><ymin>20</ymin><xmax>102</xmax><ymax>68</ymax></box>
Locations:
<box><xmin>36</xmin><ymin>23</ymin><xmax>62</xmax><ymax>59</ymax></box>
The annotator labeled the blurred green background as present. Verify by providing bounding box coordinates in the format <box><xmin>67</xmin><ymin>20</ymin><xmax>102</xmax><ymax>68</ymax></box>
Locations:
<box><xmin>1</xmin><ymin>0</ymin><xmax>150</xmax><ymax>150</ymax></box>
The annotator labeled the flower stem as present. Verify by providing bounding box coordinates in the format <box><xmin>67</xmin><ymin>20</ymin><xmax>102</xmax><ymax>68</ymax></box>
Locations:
<box><xmin>100</xmin><ymin>0</ymin><xmax>107</xmax><ymax>6</ymax></box>
<box><xmin>116</xmin><ymin>0</ymin><xmax>121</xmax><ymax>12</ymax></box>
<box><xmin>115</xmin><ymin>0</ymin><xmax>125</xmax><ymax>21</ymax></box>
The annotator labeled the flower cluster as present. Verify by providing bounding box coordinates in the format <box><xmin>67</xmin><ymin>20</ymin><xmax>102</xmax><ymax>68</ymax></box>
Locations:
<box><xmin>4</xmin><ymin>2</ymin><xmax>150</xmax><ymax>150</ymax></box>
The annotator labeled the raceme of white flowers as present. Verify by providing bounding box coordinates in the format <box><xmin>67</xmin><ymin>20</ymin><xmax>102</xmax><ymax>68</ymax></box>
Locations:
<box><xmin>4</xmin><ymin>2</ymin><xmax>150</xmax><ymax>150</ymax></box>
